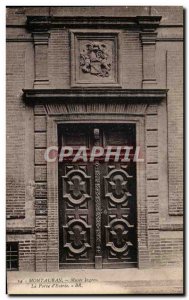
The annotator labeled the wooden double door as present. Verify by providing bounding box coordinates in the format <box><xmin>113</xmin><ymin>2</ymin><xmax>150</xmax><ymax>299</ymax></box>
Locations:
<box><xmin>58</xmin><ymin>124</ymin><xmax>137</xmax><ymax>269</ymax></box>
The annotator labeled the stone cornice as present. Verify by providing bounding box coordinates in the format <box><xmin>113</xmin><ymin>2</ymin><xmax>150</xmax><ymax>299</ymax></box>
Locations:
<box><xmin>23</xmin><ymin>88</ymin><xmax>168</xmax><ymax>104</ymax></box>
<box><xmin>27</xmin><ymin>15</ymin><xmax>162</xmax><ymax>31</ymax></box>
<box><xmin>137</xmin><ymin>16</ymin><xmax>162</xmax><ymax>32</ymax></box>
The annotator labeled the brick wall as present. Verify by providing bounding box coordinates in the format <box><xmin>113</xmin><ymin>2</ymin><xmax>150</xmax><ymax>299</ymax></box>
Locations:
<box><xmin>167</xmin><ymin>50</ymin><xmax>183</xmax><ymax>216</ymax></box>
<box><xmin>19</xmin><ymin>239</ymin><xmax>36</xmax><ymax>271</ymax></box>
<box><xmin>6</xmin><ymin>43</ymin><xmax>26</xmax><ymax>219</ymax></box>
<box><xmin>160</xmin><ymin>231</ymin><xmax>183</xmax><ymax>266</ymax></box>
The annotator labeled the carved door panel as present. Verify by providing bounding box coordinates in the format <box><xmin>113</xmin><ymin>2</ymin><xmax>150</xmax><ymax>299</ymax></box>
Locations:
<box><xmin>101</xmin><ymin>162</ymin><xmax>137</xmax><ymax>268</ymax></box>
<box><xmin>59</xmin><ymin>163</ymin><xmax>94</xmax><ymax>268</ymax></box>
<box><xmin>59</xmin><ymin>126</ymin><xmax>95</xmax><ymax>268</ymax></box>
<box><xmin>101</xmin><ymin>125</ymin><xmax>137</xmax><ymax>268</ymax></box>
<box><xmin>58</xmin><ymin>124</ymin><xmax>137</xmax><ymax>269</ymax></box>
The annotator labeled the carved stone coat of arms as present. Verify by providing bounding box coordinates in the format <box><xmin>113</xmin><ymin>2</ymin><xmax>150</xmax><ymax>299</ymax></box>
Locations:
<box><xmin>80</xmin><ymin>43</ymin><xmax>111</xmax><ymax>77</ymax></box>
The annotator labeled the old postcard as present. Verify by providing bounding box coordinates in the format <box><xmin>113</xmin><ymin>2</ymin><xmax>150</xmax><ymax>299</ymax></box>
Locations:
<box><xmin>6</xmin><ymin>6</ymin><xmax>184</xmax><ymax>295</ymax></box>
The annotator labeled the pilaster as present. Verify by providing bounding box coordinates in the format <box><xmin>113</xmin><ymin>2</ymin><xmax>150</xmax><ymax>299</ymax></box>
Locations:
<box><xmin>137</xmin><ymin>16</ymin><xmax>161</xmax><ymax>88</ymax></box>
<box><xmin>32</xmin><ymin>31</ymin><xmax>50</xmax><ymax>88</ymax></box>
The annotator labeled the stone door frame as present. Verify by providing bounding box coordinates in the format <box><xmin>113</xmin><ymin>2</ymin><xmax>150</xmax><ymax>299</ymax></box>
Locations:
<box><xmin>46</xmin><ymin>114</ymin><xmax>147</xmax><ymax>271</ymax></box>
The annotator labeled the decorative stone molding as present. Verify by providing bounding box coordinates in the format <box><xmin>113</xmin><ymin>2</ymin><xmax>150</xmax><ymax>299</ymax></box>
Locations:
<box><xmin>137</xmin><ymin>16</ymin><xmax>162</xmax><ymax>32</ymax></box>
<box><xmin>137</xmin><ymin>16</ymin><xmax>162</xmax><ymax>88</ymax></box>
<box><xmin>27</xmin><ymin>16</ymin><xmax>138</xmax><ymax>30</ymax></box>
<box><xmin>27</xmin><ymin>16</ymin><xmax>51</xmax><ymax>32</ymax></box>
<box><xmin>23</xmin><ymin>88</ymin><xmax>167</xmax><ymax>103</ymax></box>
<box><xmin>140</xmin><ymin>32</ymin><xmax>158</xmax><ymax>45</ymax></box>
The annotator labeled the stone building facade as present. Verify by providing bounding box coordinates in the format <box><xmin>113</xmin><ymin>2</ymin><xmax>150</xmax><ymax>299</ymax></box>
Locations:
<box><xmin>6</xmin><ymin>6</ymin><xmax>183</xmax><ymax>272</ymax></box>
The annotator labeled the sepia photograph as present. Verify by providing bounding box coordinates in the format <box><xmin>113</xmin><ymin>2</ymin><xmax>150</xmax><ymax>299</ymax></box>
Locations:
<box><xmin>6</xmin><ymin>5</ymin><xmax>184</xmax><ymax>295</ymax></box>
